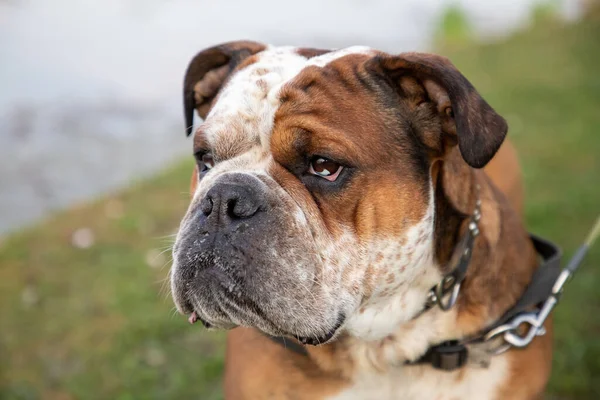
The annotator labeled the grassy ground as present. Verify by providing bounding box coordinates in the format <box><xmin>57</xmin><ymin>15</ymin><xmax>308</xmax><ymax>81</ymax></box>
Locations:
<box><xmin>1</xmin><ymin>12</ymin><xmax>599</xmax><ymax>400</ymax></box>
<box><xmin>0</xmin><ymin>161</ymin><xmax>227</xmax><ymax>400</ymax></box>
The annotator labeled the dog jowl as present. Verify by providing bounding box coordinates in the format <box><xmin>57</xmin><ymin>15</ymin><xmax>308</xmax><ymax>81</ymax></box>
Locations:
<box><xmin>170</xmin><ymin>41</ymin><xmax>508</xmax><ymax>345</ymax></box>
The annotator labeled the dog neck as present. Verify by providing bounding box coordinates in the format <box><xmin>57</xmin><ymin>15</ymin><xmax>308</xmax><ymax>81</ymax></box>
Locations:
<box><xmin>306</xmin><ymin>148</ymin><xmax>538</xmax><ymax>378</ymax></box>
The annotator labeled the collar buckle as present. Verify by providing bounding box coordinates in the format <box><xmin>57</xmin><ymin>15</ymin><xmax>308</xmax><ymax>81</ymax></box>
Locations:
<box><xmin>428</xmin><ymin>341</ymin><xmax>469</xmax><ymax>371</ymax></box>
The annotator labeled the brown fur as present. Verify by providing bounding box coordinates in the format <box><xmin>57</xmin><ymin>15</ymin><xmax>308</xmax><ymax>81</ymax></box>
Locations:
<box><xmin>272</xmin><ymin>54</ymin><xmax>432</xmax><ymax>249</ymax></box>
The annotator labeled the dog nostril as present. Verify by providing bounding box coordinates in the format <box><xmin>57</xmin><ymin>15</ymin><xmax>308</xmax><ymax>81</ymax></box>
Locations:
<box><xmin>228</xmin><ymin>197</ymin><xmax>259</xmax><ymax>219</ymax></box>
<box><xmin>226</xmin><ymin>199</ymin><xmax>238</xmax><ymax>219</ymax></box>
<box><xmin>200</xmin><ymin>196</ymin><xmax>213</xmax><ymax>216</ymax></box>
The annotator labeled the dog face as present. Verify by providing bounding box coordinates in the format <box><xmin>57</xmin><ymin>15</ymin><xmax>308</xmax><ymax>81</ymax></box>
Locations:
<box><xmin>171</xmin><ymin>41</ymin><xmax>507</xmax><ymax>343</ymax></box>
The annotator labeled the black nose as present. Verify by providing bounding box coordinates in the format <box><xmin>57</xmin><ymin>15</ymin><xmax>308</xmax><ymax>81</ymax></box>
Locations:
<box><xmin>200</xmin><ymin>179</ymin><xmax>265</xmax><ymax>227</ymax></box>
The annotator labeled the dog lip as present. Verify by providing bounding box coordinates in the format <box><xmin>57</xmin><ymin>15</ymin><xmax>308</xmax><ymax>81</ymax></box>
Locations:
<box><xmin>294</xmin><ymin>314</ymin><xmax>345</xmax><ymax>346</ymax></box>
<box><xmin>188</xmin><ymin>311</ymin><xmax>212</xmax><ymax>328</ymax></box>
<box><xmin>188</xmin><ymin>311</ymin><xmax>199</xmax><ymax>325</ymax></box>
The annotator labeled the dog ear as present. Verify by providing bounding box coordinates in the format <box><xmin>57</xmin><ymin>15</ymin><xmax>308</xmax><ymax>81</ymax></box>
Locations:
<box><xmin>375</xmin><ymin>53</ymin><xmax>507</xmax><ymax>168</ymax></box>
<box><xmin>183</xmin><ymin>40</ymin><xmax>267</xmax><ymax>136</ymax></box>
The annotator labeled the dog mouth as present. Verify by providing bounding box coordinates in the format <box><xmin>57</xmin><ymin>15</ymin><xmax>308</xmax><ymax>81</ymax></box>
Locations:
<box><xmin>187</xmin><ymin>311</ymin><xmax>345</xmax><ymax>346</ymax></box>
<box><xmin>292</xmin><ymin>315</ymin><xmax>345</xmax><ymax>346</ymax></box>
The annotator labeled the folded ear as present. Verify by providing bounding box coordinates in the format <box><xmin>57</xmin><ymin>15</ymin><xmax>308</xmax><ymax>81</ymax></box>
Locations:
<box><xmin>183</xmin><ymin>40</ymin><xmax>267</xmax><ymax>136</ymax></box>
<box><xmin>376</xmin><ymin>53</ymin><xmax>508</xmax><ymax>168</ymax></box>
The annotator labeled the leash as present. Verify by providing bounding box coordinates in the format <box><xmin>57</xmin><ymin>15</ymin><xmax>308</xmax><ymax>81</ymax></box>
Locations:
<box><xmin>266</xmin><ymin>204</ymin><xmax>600</xmax><ymax>371</ymax></box>
<box><xmin>482</xmin><ymin>215</ymin><xmax>600</xmax><ymax>352</ymax></box>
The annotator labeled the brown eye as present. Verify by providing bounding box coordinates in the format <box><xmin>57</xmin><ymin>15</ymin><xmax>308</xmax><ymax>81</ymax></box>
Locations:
<box><xmin>308</xmin><ymin>157</ymin><xmax>343</xmax><ymax>181</ymax></box>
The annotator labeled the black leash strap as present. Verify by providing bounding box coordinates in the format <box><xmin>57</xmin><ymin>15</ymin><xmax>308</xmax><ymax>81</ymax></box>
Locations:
<box><xmin>489</xmin><ymin>234</ymin><xmax>562</xmax><ymax>330</ymax></box>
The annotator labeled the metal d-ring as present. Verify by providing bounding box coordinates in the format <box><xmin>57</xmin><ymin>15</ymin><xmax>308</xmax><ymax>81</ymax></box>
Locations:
<box><xmin>435</xmin><ymin>279</ymin><xmax>461</xmax><ymax>311</ymax></box>
<box><xmin>482</xmin><ymin>323</ymin><xmax>515</xmax><ymax>355</ymax></box>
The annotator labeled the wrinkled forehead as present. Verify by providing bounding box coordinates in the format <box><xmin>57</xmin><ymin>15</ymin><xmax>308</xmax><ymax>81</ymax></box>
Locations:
<box><xmin>199</xmin><ymin>45</ymin><xmax>375</xmax><ymax>159</ymax></box>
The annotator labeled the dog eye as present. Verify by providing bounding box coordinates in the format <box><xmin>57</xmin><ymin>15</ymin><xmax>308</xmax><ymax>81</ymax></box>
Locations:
<box><xmin>308</xmin><ymin>157</ymin><xmax>343</xmax><ymax>181</ymax></box>
<box><xmin>201</xmin><ymin>153</ymin><xmax>215</xmax><ymax>171</ymax></box>
<box><xmin>195</xmin><ymin>152</ymin><xmax>215</xmax><ymax>172</ymax></box>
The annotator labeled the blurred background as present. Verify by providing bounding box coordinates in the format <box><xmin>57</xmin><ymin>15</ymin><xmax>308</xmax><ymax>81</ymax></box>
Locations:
<box><xmin>0</xmin><ymin>0</ymin><xmax>598</xmax><ymax>399</ymax></box>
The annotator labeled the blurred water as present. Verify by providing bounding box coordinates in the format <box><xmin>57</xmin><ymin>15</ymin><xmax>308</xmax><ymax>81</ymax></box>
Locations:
<box><xmin>0</xmin><ymin>0</ymin><xmax>582</xmax><ymax>234</ymax></box>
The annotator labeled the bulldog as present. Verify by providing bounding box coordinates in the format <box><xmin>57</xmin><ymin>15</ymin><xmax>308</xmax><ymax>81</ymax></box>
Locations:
<box><xmin>170</xmin><ymin>41</ymin><xmax>553</xmax><ymax>399</ymax></box>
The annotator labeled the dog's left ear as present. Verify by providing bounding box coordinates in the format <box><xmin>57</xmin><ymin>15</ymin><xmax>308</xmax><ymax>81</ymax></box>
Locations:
<box><xmin>183</xmin><ymin>40</ymin><xmax>267</xmax><ymax>136</ymax></box>
<box><xmin>375</xmin><ymin>53</ymin><xmax>508</xmax><ymax>168</ymax></box>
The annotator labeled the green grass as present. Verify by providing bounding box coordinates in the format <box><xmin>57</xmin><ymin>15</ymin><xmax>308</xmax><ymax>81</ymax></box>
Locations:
<box><xmin>1</xmin><ymin>12</ymin><xmax>599</xmax><ymax>400</ymax></box>
<box><xmin>0</xmin><ymin>162</ymin><xmax>226</xmax><ymax>400</ymax></box>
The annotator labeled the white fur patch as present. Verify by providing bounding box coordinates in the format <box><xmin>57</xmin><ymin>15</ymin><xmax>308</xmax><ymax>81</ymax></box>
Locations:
<box><xmin>305</xmin><ymin>45</ymin><xmax>373</xmax><ymax>67</ymax></box>
<box><xmin>202</xmin><ymin>46</ymin><xmax>306</xmax><ymax>152</ymax></box>
<box><xmin>344</xmin><ymin>184</ymin><xmax>441</xmax><ymax>341</ymax></box>
<box><xmin>327</xmin><ymin>353</ymin><xmax>509</xmax><ymax>400</ymax></box>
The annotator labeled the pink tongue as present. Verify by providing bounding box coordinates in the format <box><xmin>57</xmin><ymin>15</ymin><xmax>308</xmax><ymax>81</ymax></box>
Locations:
<box><xmin>188</xmin><ymin>311</ymin><xmax>199</xmax><ymax>325</ymax></box>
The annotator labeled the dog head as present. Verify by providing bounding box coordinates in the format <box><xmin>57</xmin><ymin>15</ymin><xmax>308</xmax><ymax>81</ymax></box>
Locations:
<box><xmin>170</xmin><ymin>41</ymin><xmax>507</xmax><ymax>343</ymax></box>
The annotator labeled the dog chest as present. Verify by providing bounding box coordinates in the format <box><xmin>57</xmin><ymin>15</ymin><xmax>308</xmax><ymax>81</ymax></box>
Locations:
<box><xmin>326</xmin><ymin>355</ymin><xmax>509</xmax><ymax>400</ymax></box>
